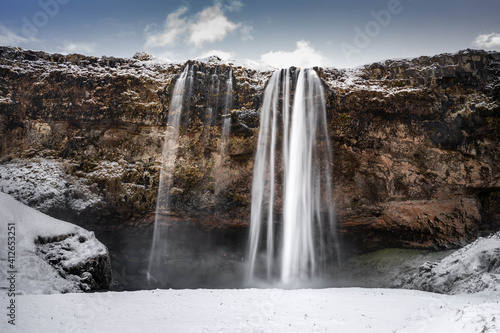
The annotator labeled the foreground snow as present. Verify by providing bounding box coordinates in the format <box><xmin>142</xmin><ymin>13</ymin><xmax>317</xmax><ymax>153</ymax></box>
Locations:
<box><xmin>2</xmin><ymin>287</ymin><xmax>499</xmax><ymax>332</ymax></box>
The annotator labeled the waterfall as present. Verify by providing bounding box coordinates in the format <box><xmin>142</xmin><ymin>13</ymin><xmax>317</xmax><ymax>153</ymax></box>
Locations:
<box><xmin>220</xmin><ymin>68</ymin><xmax>233</xmax><ymax>153</ymax></box>
<box><xmin>206</xmin><ymin>69</ymin><xmax>220</xmax><ymax>126</ymax></box>
<box><xmin>247</xmin><ymin>68</ymin><xmax>338</xmax><ymax>285</ymax></box>
<box><xmin>214</xmin><ymin>68</ymin><xmax>234</xmax><ymax>195</ymax></box>
<box><xmin>148</xmin><ymin>65</ymin><xmax>192</xmax><ymax>283</ymax></box>
<box><xmin>247</xmin><ymin>70</ymin><xmax>281</xmax><ymax>281</ymax></box>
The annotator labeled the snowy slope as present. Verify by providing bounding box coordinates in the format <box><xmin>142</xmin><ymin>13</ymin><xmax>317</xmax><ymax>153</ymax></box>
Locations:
<box><xmin>399</xmin><ymin>232</ymin><xmax>500</xmax><ymax>294</ymax></box>
<box><xmin>1</xmin><ymin>288</ymin><xmax>499</xmax><ymax>333</ymax></box>
<box><xmin>0</xmin><ymin>192</ymin><xmax>110</xmax><ymax>294</ymax></box>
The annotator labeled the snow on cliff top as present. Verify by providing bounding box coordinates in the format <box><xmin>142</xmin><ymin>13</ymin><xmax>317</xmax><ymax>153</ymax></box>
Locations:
<box><xmin>143</xmin><ymin>52</ymin><xmax>276</xmax><ymax>72</ymax></box>
<box><xmin>0</xmin><ymin>192</ymin><xmax>108</xmax><ymax>294</ymax></box>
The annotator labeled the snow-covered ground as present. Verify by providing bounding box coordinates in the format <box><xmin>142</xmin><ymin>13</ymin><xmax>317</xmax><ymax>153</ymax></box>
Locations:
<box><xmin>1</xmin><ymin>287</ymin><xmax>499</xmax><ymax>332</ymax></box>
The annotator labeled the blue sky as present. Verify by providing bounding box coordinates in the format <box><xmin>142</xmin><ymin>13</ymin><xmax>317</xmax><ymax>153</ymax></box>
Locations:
<box><xmin>1</xmin><ymin>0</ymin><xmax>499</xmax><ymax>68</ymax></box>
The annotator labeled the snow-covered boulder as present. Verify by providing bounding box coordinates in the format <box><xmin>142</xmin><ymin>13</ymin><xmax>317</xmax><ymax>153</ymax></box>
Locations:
<box><xmin>399</xmin><ymin>232</ymin><xmax>500</xmax><ymax>294</ymax></box>
<box><xmin>0</xmin><ymin>192</ymin><xmax>111</xmax><ymax>294</ymax></box>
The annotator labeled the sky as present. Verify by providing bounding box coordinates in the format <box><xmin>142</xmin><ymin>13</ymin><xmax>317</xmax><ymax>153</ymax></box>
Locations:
<box><xmin>0</xmin><ymin>0</ymin><xmax>499</xmax><ymax>68</ymax></box>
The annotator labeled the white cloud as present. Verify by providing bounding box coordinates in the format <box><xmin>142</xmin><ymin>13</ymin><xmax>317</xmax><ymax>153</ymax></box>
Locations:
<box><xmin>240</xmin><ymin>24</ymin><xmax>253</xmax><ymax>41</ymax></box>
<box><xmin>59</xmin><ymin>42</ymin><xmax>96</xmax><ymax>55</ymax></box>
<box><xmin>0</xmin><ymin>23</ymin><xmax>39</xmax><ymax>46</ymax></box>
<box><xmin>188</xmin><ymin>4</ymin><xmax>240</xmax><ymax>48</ymax></box>
<box><xmin>145</xmin><ymin>6</ymin><xmax>188</xmax><ymax>47</ymax></box>
<box><xmin>197</xmin><ymin>49</ymin><xmax>235</xmax><ymax>61</ymax></box>
<box><xmin>260</xmin><ymin>40</ymin><xmax>329</xmax><ymax>68</ymax></box>
<box><xmin>224</xmin><ymin>0</ymin><xmax>244</xmax><ymax>12</ymax></box>
<box><xmin>473</xmin><ymin>33</ymin><xmax>500</xmax><ymax>49</ymax></box>
<box><xmin>145</xmin><ymin>2</ymin><xmax>249</xmax><ymax>49</ymax></box>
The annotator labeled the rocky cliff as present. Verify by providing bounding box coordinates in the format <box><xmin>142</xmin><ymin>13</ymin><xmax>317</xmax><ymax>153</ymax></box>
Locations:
<box><xmin>0</xmin><ymin>46</ymin><xmax>499</xmax><ymax>262</ymax></box>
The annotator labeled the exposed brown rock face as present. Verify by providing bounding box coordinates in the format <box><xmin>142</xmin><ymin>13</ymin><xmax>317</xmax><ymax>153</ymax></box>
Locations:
<box><xmin>322</xmin><ymin>51</ymin><xmax>500</xmax><ymax>252</ymax></box>
<box><xmin>342</xmin><ymin>198</ymin><xmax>481</xmax><ymax>252</ymax></box>
<box><xmin>0</xmin><ymin>46</ymin><xmax>499</xmax><ymax>255</ymax></box>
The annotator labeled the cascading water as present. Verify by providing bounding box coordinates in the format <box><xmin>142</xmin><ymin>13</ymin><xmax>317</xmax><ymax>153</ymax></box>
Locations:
<box><xmin>247</xmin><ymin>70</ymin><xmax>281</xmax><ymax>281</ymax></box>
<box><xmin>214</xmin><ymin>68</ymin><xmax>234</xmax><ymax>194</ymax></box>
<box><xmin>247</xmin><ymin>68</ymin><xmax>338</xmax><ymax>285</ymax></box>
<box><xmin>148</xmin><ymin>65</ymin><xmax>192</xmax><ymax>283</ymax></box>
<box><xmin>220</xmin><ymin>68</ymin><xmax>233</xmax><ymax>151</ymax></box>
<box><xmin>206</xmin><ymin>69</ymin><xmax>220</xmax><ymax>126</ymax></box>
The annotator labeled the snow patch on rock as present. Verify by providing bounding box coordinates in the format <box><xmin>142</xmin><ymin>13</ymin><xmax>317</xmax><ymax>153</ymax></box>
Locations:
<box><xmin>0</xmin><ymin>158</ymin><xmax>101</xmax><ymax>213</ymax></box>
<box><xmin>399</xmin><ymin>232</ymin><xmax>500</xmax><ymax>295</ymax></box>
<box><xmin>324</xmin><ymin>66</ymin><xmax>423</xmax><ymax>96</ymax></box>
<box><xmin>0</xmin><ymin>192</ymin><xmax>111</xmax><ymax>294</ymax></box>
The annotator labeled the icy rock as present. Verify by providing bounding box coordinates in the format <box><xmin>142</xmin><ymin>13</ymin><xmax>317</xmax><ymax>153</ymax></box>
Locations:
<box><xmin>399</xmin><ymin>232</ymin><xmax>500</xmax><ymax>294</ymax></box>
<box><xmin>0</xmin><ymin>192</ymin><xmax>111</xmax><ymax>294</ymax></box>
<box><xmin>36</xmin><ymin>233</ymin><xmax>112</xmax><ymax>291</ymax></box>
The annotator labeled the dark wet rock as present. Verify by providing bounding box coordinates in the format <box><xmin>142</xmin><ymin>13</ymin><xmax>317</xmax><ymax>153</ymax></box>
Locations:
<box><xmin>36</xmin><ymin>233</ymin><xmax>112</xmax><ymax>291</ymax></box>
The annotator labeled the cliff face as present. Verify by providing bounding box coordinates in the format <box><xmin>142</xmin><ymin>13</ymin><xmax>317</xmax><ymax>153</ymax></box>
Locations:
<box><xmin>1</xmin><ymin>46</ymin><xmax>499</xmax><ymax>256</ymax></box>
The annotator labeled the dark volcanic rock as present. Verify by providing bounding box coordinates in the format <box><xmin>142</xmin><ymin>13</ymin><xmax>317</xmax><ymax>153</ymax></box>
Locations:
<box><xmin>36</xmin><ymin>233</ymin><xmax>112</xmax><ymax>291</ymax></box>
<box><xmin>0</xmin><ymin>46</ymin><xmax>499</xmax><ymax>256</ymax></box>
